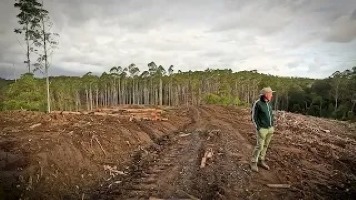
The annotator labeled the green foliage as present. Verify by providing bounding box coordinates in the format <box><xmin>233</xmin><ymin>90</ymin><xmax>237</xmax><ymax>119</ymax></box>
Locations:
<box><xmin>334</xmin><ymin>104</ymin><xmax>350</xmax><ymax>120</ymax></box>
<box><xmin>2</xmin><ymin>65</ymin><xmax>355</xmax><ymax>121</ymax></box>
<box><xmin>3</xmin><ymin>73</ymin><xmax>45</xmax><ymax>111</ymax></box>
<box><xmin>0</xmin><ymin>78</ymin><xmax>13</xmax><ymax>111</ymax></box>
<box><xmin>203</xmin><ymin>93</ymin><xmax>240</xmax><ymax>106</ymax></box>
<box><xmin>291</xmin><ymin>104</ymin><xmax>301</xmax><ymax>113</ymax></box>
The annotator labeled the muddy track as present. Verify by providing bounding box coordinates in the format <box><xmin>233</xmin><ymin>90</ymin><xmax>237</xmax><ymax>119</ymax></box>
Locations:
<box><xmin>92</xmin><ymin>134</ymin><xmax>201</xmax><ymax>199</ymax></box>
<box><xmin>92</xmin><ymin>106</ymin><xmax>260</xmax><ymax>200</ymax></box>
<box><xmin>91</xmin><ymin>107</ymin><xmax>203</xmax><ymax>199</ymax></box>
<box><xmin>91</xmin><ymin>106</ymin><xmax>240</xmax><ymax>200</ymax></box>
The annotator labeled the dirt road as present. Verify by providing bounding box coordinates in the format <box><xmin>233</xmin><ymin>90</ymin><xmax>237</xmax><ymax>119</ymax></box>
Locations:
<box><xmin>0</xmin><ymin>105</ymin><xmax>355</xmax><ymax>199</ymax></box>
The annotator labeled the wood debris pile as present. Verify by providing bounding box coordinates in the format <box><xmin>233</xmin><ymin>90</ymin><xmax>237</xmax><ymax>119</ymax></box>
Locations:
<box><xmin>51</xmin><ymin>107</ymin><xmax>168</xmax><ymax>122</ymax></box>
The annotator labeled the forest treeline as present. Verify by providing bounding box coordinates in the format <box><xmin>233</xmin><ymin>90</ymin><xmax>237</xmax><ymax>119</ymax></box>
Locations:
<box><xmin>0</xmin><ymin>64</ymin><xmax>355</xmax><ymax>121</ymax></box>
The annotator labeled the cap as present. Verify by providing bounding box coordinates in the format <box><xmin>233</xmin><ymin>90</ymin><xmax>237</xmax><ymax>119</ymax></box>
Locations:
<box><xmin>260</xmin><ymin>87</ymin><xmax>276</xmax><ymax>95</ymax></box>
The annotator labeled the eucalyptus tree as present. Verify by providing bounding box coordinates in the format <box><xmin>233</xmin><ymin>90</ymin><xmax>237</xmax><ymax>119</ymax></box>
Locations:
<box><xmin>168</xmin><ymin>65</ymin><xmax>174</xmax><ymax>106</ymax></box>
<box><xmin>140</xmin><ymin>70</ymin><xmax>150</xmax><ymax>104</ymax></box>
<box><xmin>14</xmin><ymin>0</ymin><xmax>43</xmax><ymax>73</ymax></box>
<box><xmin>148</xmin><ymin>62</ymin><xmax>158</xmax><ymax>104</ymax></box>
<box><xmin>128</xmin><ymin>63</ymin><xmax>139</xmax><ymax>104</ymax></box>
<box><xmin>157</xmin><ymin>65</ymin><xmax>166</xmax><ymax>105</ymax></box>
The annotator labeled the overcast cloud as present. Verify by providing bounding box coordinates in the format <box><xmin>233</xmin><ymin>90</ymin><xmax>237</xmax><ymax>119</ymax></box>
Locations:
<box><xmin>1</xmin><ymin>0</ymin><xmax>356</xmax><ymax>79</ymax></box>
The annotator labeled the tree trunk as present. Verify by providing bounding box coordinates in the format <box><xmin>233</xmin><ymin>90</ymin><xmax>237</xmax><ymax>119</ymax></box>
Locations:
<box><xmin>144</xmin><ymin>81</ymin><xmax>149</xmax><ymax>105</ymax></box>
<box><xmin>132</xmin><ymin>79</ymin><xmax>135</xmax><ymax>104</ymax></box>
<box><xmin>155</xmin><ymin>89</ymin><xmax>158</xmax><ymax>105</ymax></box>
<box><xmin>96</xmin><ymin>88</ymin><xmax>99</xmax><ymax>109</ymax></box>
<box><xmin>101</xmin><ymin>92</ymin><xmax>104</xmax><ymax>107</ymax></box>
<box><xmin>25</xmin><ymin>23</ymin><xmax>31</xmax><ymax>73</ymax></box>
<box><xmin>247</xmin><ymin>83</ymin><xmax>250</xmax><ymax>105</ymax></box>
<box><xmin>89</xmin><ymin>83</ymin><xmax>93</xmax><ymax>111</ymax></box>
<box><xmin>159</xmin><ymin>76</ymin><xmax>163</xmax><ymax>105</ymax></box>
<box><xmin>103</xmin><ymin>89</ymin><xmax>106</xmax><ymax>107</ymax></box>
<box><xmin>107</xmin><ymin>86</ymin><xmax>110</xmax><ymax>107</ymax></box>
<box><xmin>334</xmin><ymin>85</ymin><xmax>339</xmax><ymax>112</ymax></box>
<box><xmin>137</xmin><ymin>81</ymin><xmax>140</xmax><ymax>104</ymax></box>
<box><xmin>85</xmin><ymin>88</ymin><xmax>89</xmax><ymax>111</ymax></box>
<box><xmin>40</xmin><ymin>15</ymin><xmax>50</xmax><ymax>113</ymax></box>
<box><xmin>118</xmin><ymin>77</ymin><xmax>121</xmax><ymax>104</ymax></box>
<box><xmin>122</xmin><ymin>81</ymin><xmax>125</xmax><ymax>104</ymax></box>
<box><xmin>75</xmin><ymin>91</ymin><xmax>80</xmax><ymax>111</ymax></box>
<box><xmin>274</xmin><ymin>93</ymin><xmax>278</xmax><ymax>111</ymax></box>
<box><xmin>59</xmin><ymin>92</ymin><xmax>63</xmax><ymax>111</ymax></box>
<box><xmin>169</xmin><ymin>78</ymin><xmax>172</xmax><ymax>106</ymax></box>
<box><xmin>286</xmin><ymin>91</ymin><xmax>289</xmax><ymax>111</ymax></box>
<box><xmin>351</xmin><ymin>101</ymin><xmax>356</xmax><ymax>113</ymax></box>
<box><xmin>150</xmin><ymin>78</ymin><xmax>153</xmax><ymax>105</ymax></box>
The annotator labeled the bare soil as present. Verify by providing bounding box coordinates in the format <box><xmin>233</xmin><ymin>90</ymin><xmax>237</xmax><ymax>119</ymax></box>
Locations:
<box><xmin>0</xmin><ymin>105</ymin><xmax>355</xmax><ymax>200</ymax></box>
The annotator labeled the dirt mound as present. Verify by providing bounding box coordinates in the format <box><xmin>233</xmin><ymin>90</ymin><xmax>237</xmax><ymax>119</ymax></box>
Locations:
<box><xmin>0</xmin><ymin>105</ymin><xmax>355</xmax><ymax>199</ymax></box>
<box><xmin>0</xmin><ymin>108</ymin><xmax>189</xmax><ymax>199</ymax></box>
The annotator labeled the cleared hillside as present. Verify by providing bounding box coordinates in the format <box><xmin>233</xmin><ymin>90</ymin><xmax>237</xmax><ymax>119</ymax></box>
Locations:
<box><xmin>0</xmin><ymin>105</ymin><xmax>355</xmax><ymax>199</ymax></box>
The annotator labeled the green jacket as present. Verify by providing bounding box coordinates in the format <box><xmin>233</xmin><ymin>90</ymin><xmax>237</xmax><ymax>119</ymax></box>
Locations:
<box><xmin>251</xmin><ymin>96</ymin><xmax>274</xmax><ymax>130</ymax></box>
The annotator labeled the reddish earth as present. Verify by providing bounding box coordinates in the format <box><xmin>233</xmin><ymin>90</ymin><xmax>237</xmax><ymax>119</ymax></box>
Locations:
<box><xmin>0</xmin><ymin>105</ymin><xmax>355</xmax><ymax>200</ymax></box>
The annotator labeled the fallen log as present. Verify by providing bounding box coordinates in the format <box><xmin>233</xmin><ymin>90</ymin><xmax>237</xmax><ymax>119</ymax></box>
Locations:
<box><xmin>30</xmin><ymin>123</ymin><xmax>41</xmax><ymax>129</ymax></box>
<box><xmin>266</xmin><ymin>184</ymin><xmax>291</xmax><ymax>189</ymax></box>
<box><xmin>51</xmin><ymin>111</ymin><xmax>82</xmax><ymax>115</ymax></box>
<box><xmin>119</xmin><ymin>108</ymin><xmax>163</xmax><ymax>113</ymax></box>
<box><xmin>51</xmin><ymin>110</ymin><xmax>166</xmax><ymax>121</ymax></box>
<box><xmin>93</xmin><ymin>112</ymin><xmax>109</xmax><ymax>116</ymax></box>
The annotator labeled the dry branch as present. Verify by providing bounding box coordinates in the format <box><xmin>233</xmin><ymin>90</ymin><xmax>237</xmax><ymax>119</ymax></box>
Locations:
<box><xmin>103</xmin><ymin>165</ymin><xmax>126</xmax><ymax>178</ymax></box>
<box><xmin>179</xmin><ymin>189</ymin><xmax>201</xmax><ymax>200</ymax></box>
<box><xmin>200</xmin><ymin>148</ymin><xmax>213</xmax><ymax>168</ymax></box>
<box><xmin>179</xmin><ymin>133</ymin><xmax>191</xmax><ymax>137</ymax></box>
<box><xmin>91</xmin><ymin>135</ymin><xmax>106</xmax><ymax>155</ymax></box>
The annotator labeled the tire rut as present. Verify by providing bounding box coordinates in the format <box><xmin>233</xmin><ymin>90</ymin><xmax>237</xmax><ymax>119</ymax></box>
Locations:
<box><xmin>92</xmin><ymin>106</ymin><xmax>242</xmax><ymax>200</ymax></box>
<box><xmin>92</xmin><ymin>116</ymin><xmax>205</xmax><ymax>200</ymax></box>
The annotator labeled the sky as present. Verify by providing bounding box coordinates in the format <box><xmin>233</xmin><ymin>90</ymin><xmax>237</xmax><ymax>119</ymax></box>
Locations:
<box><xmin>0</xmin><ymin>0</ymin><xmax>356</xmax><ymax>79</ymax></box>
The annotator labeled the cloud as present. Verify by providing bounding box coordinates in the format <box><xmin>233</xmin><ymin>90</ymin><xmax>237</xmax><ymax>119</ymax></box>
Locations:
<box><xmin>210</xmin><ymin>1</ymin><xmax>295</xmax><ymax>34</ymax></box>
<box><xmin>0</xmin><ymin>0</ymin><xmax>356</xmax><ymax>80</ymax></box>
<box><xmin>325</xmin><ymin>12</ymin><xmax>356</xmax><ymax>43</ymax></box>
<box><xmin>352</xmin><ymin>9</ymin><xmax>356</xmax><ymax>20</ymax></box>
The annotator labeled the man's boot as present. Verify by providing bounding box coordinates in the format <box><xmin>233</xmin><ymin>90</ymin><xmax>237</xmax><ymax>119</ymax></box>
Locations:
<box><xmin>258</xmin><ymin>160</ymin><xmax>270</xmax><ymax>170</ymax></box>
<box><xmin>250</xmin><ymin>162</ymin><xmax>259</xmax><ymax>172</ymax></box>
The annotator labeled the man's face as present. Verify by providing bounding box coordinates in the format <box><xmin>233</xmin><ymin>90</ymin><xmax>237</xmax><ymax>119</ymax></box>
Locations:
<box><xmin>265</xmin><ymin>92</ymin><xmax>273</xmax><ymax>101</ymax></box>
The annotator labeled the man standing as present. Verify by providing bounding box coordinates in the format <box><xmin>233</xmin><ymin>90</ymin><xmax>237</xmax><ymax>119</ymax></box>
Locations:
<box><xmin>250</xmin><ymin>87</ymin><xmax>275</xmax><ymax>172</ymax></box>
